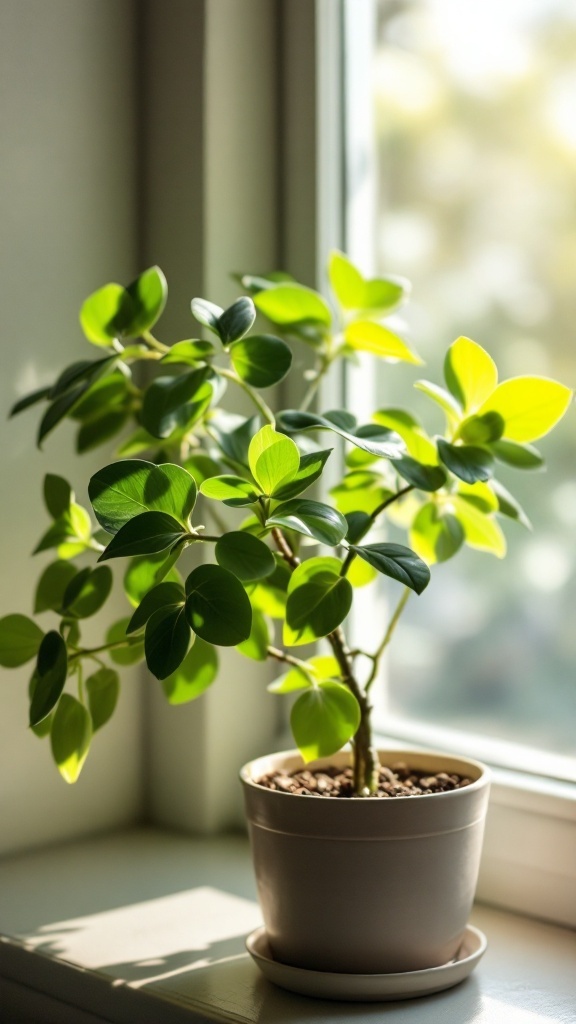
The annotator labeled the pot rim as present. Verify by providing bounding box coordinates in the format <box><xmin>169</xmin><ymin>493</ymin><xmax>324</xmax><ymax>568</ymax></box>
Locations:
<box><xmin>240</xmin><ymin>747</ymin><xmax>491</xmax><ymax>801</ymax></box>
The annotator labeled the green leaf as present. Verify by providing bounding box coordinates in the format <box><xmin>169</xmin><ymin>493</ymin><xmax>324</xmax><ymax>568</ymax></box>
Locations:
<box><xmin>209</xmin><ymin>412</ymin><xmax>260</xmax><ymax>469</ymax></box>
<box><xmin>456</xmin><ymin>480</ymin><xmax>499</xmax><ymax>513</ymax></box>
<box><xmin>409</xmin><ymin>504</ymin><xmax>465</xmax><ymax>565</ymax></box>
<box><xmin>230</xmin><ymin>334</ymin><xmax>292</xmax><ymax>388</ymax></box>
<box><xmin>10</xmin><ymin>386</ymin><xmax>50</xmax><ymax>417</ymax></box>
<box><xmin>127</xmin><ymin>581</ymin><xmax>185</xmax><ymax>633</ymax></box>
<box><xmin>218</xmin><ymin>297</ymin><xmax>256</xmax><ymax>345</ymax></box>
<box><xmin>161</xmin><ymin>340</ymin><xmax>216</xmax><ymax>365</ymax></box>
<box><xmin>98</xmin><ymin>511</ymin><xmax>186</xmax><ymax>561</ymax></box>
<box><xmin>444</xmin><ymin>337</ymin><xmax>498</xmax><ymax>412</ymax></box>
<box><xmin>246</xmin><ymin>560</ymin><xmax>291</xmax><ymax>618</ymax></box>
<box><xmin>291</xmin><ymin>680</ymin><xmax>361</xmax><ymax>762</ymax></box>
<box><xmin>125</xmin><ymin>266</ymin><xmax>168</xmax><ymax>335</ymax></box>
<box><xmin>329</xmin><ymin>251</ymin><xmax>409</xmax><ymax>314</ymax></box>
<box><xmin>344</xmin><ymin>511</ymin><xmax>372</xmax><ymax>545</ymax></box>
<box><xmin>51</xmin><ymin>694</ymin><xmax>92</xmax><ymax>783</ymax></box>
<box><xmin>350</xmin><ymin>543</ymin><xmax>430</xmax><ymax>594</ymax></box>
<box><xmin>161</xmin><ymin>638</ymin><xmax>218</xmax><ymax>704</ymax></box>
<box><xmin>199</xmin><ymin>475</ymin><xmax>260</xmax><ymax>506</ymax></box>
<box><xmin>248</xmin><ymin>425</ymin><xmax>300</xmax><ymax>496</ymax></box>
<box><xmin>215</xmin><ymin>532</ymin><xmax>275</xmax><ymax>582</ymax></box>
<box><xmin>86</xmin><ymin>668</ymin><xmax>120</xmax><ymax>732</ymax></box>
<box><xmin>344</xmin><ymin>321</ymin><xmax>422</xmax><ymax>364</ymax></box>
<box><xmin>490</xmin><ymin>480</ymin><xmax>532</xmax><ymax>530</ymax></box>
<box><xmin>278</xmin><ymin>410</ymin><xmax>404</xmax><ymax>460</ymax></box>
<box><xmin>145</xmin><ymin>605</ymin><xmax>190</xmax><ymax>680</ymax></box>
<box><xmin>457</xmin><ymin>412</ymin><xmax>504</xmax><ymax>445</ymax></box>
<box><xmin>44</xmin><ymin>474</ymin><xmax>73</xmax><ymax>519</ymax></box>
<box><xmin>76</xmin><ymin>409</ymin><xmax>128</xmax><ymax>453</ymax></box>
<box><xmin>184</xmin><ymin>453</ymin><xmax>223</xmax><ymax>485</ymax></box>
<box><xmin>123</xmin><ymin>553</ymin><xmax>183</xmax><ymax>608</ymax></box>
<box><xmin>490</xmin><ymin>439</ymin><xmax>544</xmax><ymax>469</ymax></box>
<box><xmin>62</xmin><ymin>565</ymin><xmax>113</xmax><ymax>618</ymax></box>
<box><xmin>267</xmin><ymin>499</ymin><xmax>348</xmax><ymax>546</ymax></box>
<box><xmin>80</xmin><ymin>283</ymin><xmax>133</xmax><ymax>346</ymax></box>
<box><xmin>271</xmin><ymin>449</ymin><xmax>333</xmax><ymax>501</ymax></box>
<box><xmin>254</xmin><ymin>283</ymin><xmax>331</xmax><ymax>327</ymax></box>
<box><xmin>49</xmin><ymin>357</ymin><xmax>116</xmax><ymax>401</ymax></box>
<box><xmin>236</xmin><ymin>608</ymin><xmax>270</xmax><ymax>660</ymax></box>
<box><xmin>141</xmin><ymin>367</ymin><xmax>213</xmax><ymax>439</ymax></box>
<box><xmin>478</xmin><ymin>376</ymin><xmax>573</xmax><ymax>442</ymax></box>
<box><xmin>330</xmin><ymin>471</ymin><xmax>392</xmax><ymax>516</ymax></box>
<box><xmin>414</xmin><ymin>379</ymin><xmax>462</xmax><ymax>421</ymax></box>
<box><xmin>71</xmin><ymin>373</ymin><xmax>128</xmax><ymax>422</ymax></box>
<box><xmin>373</xmin><ymin>409</ymin><xmax>437</xmax><ymax>463</ymax></box>
<box><xmin>35</xmin><ymin>561</ymin><xmax>78</xmax><ymax>614</ymax></box>
<box><xmin>437</xmin><ymin>439</ymin><xmax>494</xmax><ymax>484</ymax></box>
<box><xmin>34</xmin><ymin>503</ymin><xmax>92</xmax><ymax>556</ymax></box>
<box><xmin>185</xmin><ymin>564</ymin><xmax>252</xmax><ymax>646</ymax></box>
<box><xmin>395</xmin><ymin>457</ymin><xmax>447</xmax><ymax>492</ymax></box>
<box><xmin>284</xmin><ymin>556</ymin><xmax>353</xmax><ymax>647</ymax></box>
<box><xmin>37</xmin><ymin>384</ymin><xmax>90</xmax><ymax>447</ymax></box>
<box><xmin>268</xmin><ymin>653</ymin><xmax>339</xmax><ymax>694</ymax></box>
<box><xmin>29</xmin><ymin>631</ymin><xmax>68</xmax><ymax>726</ymax></box>
<box><xmin>89</xmin><ymin>459</ymin><xmax>197</xmax><ymax>533</ymax></box>
<box><xmin>0</xmin><ymin>614</ymin><xmax>44</xmax><ymax>668</ymax></box>
<box><xmin>106</xmin><ymin>618</ymin><xmax>145</xmax><ymax>665</ymax></box>
<box><xmin>451</xmin><ymin>497</ymin><xmax>507</xmax><ymax>558</ymax></box>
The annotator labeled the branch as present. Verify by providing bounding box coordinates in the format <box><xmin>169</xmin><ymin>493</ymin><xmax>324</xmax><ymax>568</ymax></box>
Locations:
<box><xmin>364</xmin><ymin>586</ymin><xmax>411</xmax><ymax>693</ymax></box>
<box><xmin>266</xmin><ymin>646</ymin><xmax>311</xmax><ymax>672</ymax></box>
<box><xmin>271</xmin><ymin>527</ymin><xmax>300</xmax><ymax>568</ymax></box>
<box><xmin>215</xmin><ymin>367</ymin><xmax>275</xmax><ymax>426</ymax></box>
<box><xmin>341</xmin><ymin>484</ymin><xmax>414</xmax><ymax>576</ymax></box>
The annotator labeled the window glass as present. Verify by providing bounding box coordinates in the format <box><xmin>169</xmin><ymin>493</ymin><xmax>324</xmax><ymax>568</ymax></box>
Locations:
<box><xmin>370</xmin><ymin>0</ymin><xmax>576</xmax><ymax>754</ymax></box>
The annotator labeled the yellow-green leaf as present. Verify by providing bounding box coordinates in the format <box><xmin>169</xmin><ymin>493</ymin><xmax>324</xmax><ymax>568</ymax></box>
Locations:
<box><xmin>345</xmin><ymin>321</ymin><xmax>422</xmax><ymax>364</ymax></box>
<box><xmin>451</xmin><ymin>496</ymin><xmax>506</xmax><ymax>558</ymax></box>
<box><xmin>50</xmin><ymin>694</ymin><xmax>92</xmax><ymax>784</ymax></box>
<box><xmin>478</xmin><ymin>376</ymin><xmax>573</xmax><ymax>443</ymax></box>
<box><xmin>248</xmin><ymin>425</ymin><xmax>300</xmax><ymax>496</ymax></box>
<box><xmin>444</xmin><ymin>336</ymin><xmax>498</xmax><ymax>413</ymax></box>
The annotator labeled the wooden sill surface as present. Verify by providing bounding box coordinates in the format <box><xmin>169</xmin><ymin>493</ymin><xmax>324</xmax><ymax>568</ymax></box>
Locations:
<box><xmin>0</xmin><ymin>827</ymin><xmax>575</xmax><ymax>1023</ymax></box>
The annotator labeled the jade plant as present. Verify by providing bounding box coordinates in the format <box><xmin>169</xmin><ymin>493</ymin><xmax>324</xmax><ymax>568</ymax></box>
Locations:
<box><xmin>2</xmin><ymin>254</ymin><xmax>572</xmax><ymax>794</ymax></box>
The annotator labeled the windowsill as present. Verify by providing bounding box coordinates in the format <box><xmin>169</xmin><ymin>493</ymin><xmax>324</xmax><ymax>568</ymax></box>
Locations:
<box><xmin>1</xmin><ymin>828</ymin><xmax>575</xmax><ymax>1023</ymax></box>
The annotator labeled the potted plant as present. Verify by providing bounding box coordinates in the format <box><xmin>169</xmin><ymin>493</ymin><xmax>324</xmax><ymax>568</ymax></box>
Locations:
<box><xmin>2</xmin><ymin>254</ymin><xmax>572</xmax><ymax>994</ymax></box>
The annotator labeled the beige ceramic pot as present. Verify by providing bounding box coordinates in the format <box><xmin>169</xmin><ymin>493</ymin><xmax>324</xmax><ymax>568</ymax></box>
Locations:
<box><xmin>240</xmin><ymin>748</ymin><xmax>490</xmax><ymax>974</ymax></box>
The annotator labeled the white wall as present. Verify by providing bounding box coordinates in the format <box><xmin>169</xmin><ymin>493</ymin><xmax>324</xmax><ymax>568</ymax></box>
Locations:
<box><xmin>0</xmin><ymin>0</ymin><xmax>143</xmax><ymax>855</ymax></box>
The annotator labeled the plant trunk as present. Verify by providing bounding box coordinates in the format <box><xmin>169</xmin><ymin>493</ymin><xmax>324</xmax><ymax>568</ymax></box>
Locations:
<box><xmin>327</xmin><ymin>627</ymin><xmax>378</xmax><ymax>795</ymax></box>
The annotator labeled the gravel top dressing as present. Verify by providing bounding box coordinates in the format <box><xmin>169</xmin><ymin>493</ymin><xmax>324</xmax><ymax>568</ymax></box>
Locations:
<box><xmin>256</xmin><ymin>761</ymin><xmax>473</xmax><ymax>798</ymax></box>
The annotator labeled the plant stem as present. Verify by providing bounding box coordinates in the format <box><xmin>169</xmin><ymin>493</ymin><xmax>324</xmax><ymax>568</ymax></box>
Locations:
<box><xmin>365</xmin><ymin>587</ymin><xmax>411</xmax><ymax>694</ymax></box>
<box><xmin>215</xmin><ymin>367</ymin><xmax>275</xmax><ymax>426</ymax></box>
<box><xmin>266</xmin><ymin>646</ymin><xmax>311</xmax><ymax>672</ymax></box>
<box><xmin>340</xmin><ymin>484</ymin><xmax>414</xmax><ymax>577</ymax></box>
<box><xmin>142</xmin><ymin>329</ymin><xmax>169</xmax><ymax>354</ymax></box>
<box><xmin>69</xmin><ymin>638</ymin><xmax>139</xmax><ymax>663</ymax></box>
<box><xmin>271</xmin><ymin>527</ymin><xmax>300</xmax><ymax>568</ymax></box>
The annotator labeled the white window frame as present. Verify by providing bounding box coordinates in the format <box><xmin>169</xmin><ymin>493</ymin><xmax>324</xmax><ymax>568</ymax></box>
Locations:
<box><xmin>341</xmin><ymin>0</ymin><xmax>576</xmax><ymax>928</ymax></box>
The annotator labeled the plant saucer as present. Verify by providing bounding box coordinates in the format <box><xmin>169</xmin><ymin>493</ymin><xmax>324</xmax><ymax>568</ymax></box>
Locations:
<box><xmin>246</xmin><ymin>923</ymin><xmax>487</xmax><ymax>1002</ymax></box>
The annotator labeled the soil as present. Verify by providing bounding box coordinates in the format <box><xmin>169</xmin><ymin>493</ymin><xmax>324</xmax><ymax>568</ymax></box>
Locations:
<box><xmin>256</xmin><ymin>761</ymin><xmax>473</xmax><ymax>798</ymax></box>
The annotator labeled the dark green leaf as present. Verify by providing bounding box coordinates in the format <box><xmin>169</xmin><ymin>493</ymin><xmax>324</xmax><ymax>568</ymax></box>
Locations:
<box><xmin>490</xmin><ymin>439</ymin><xmax>544</xmax><ymax>470</ymax></box>
<box><xmin>236</xmin><ymin>608</ymin><xmax>270</xmax><ymax>660</ymax></box>
<box><xmin>145</xmin><ymin>605</ymin><xmax>190</xmax><ymax>680</ymax></box>
<box><xmin>284</xmin><ymin>556</ymin><xmax>353</xmax><ymax>646</ymax></box>
<box><xmin>291</xmin><ymin>680</ymin><xmax>361</xmax><ymax>762</ymax></box>
<box><xmin>106</xmin><ymin>618</ymin><xmax>145</xmax><ymax>665</ymax></box>
<box><xmin>98</xmin><ymin>511</ymin><xmax>186</xmax><ymax>561</ymax></box>
<box><xmin>161</xmin><ymin>638</ymin><xmax>218</xmax><ymax>704</ymax></box>
<box><xmin>185</xmin><ymin>564</ymin><xmax>252</xmax><ymax>646</ymax></box>
<box><xmin>141</xmin><ymin>367</ymin><xmax>213</xmax><ymax>439</ymax></box>
<box><xmin>44</xmin><ymin>474</ymin><xmax>73</xmax><ymax>519</ymax></box>
<box><xmin>50</xmin><ymin>694</ymin><xmax>92</xmax><ymax>783</ymax></box>
<box><xmin>267</xmin><ymin>499</ymin><xmax>348</xmax><ymax>546</ymax></box>
<box><xmin>49</xmin><ymin>357</ymin><xmax>115</xmax><ymax>400</ymax></box>
<box><xmin>123</xmin><ymin>553</ymin><xmax>183</xmax><ymax>608</ymax></box>
<box><xmin>161</xmin><ymin>340</ymin><xmax>216</xmax><ymax>365</ymax></box>
<box><xmin>77</xmin><ymin>409</ymin><xmax>128</xmax><ymax>453</ymax></box>
<box><xmin>191</xmin><ymin>297</ymin><xmax>224</xmax><ymax>334</ymax></box>
<box><xmin>209</xmin><ymin>412</ymin><xmax>260</xmax><ymax>469</ymax></box>
<box><xmin>491</xmin><ymin>480</ymin><xmax>532</xmax><ymax>529</ymax></box>
<box><xmin>458</xmin><ymin>412</ymin><xmax>504</xmax><ymax>445</ymax></box>
<box><xmin>437</xmin><ymin>439</ymin><xmax>494</xmax><ymax>484</ymax></box>
<box><xmin>344</xmin><ymin>511</ymin><xmax>372</xmax><ymax>545</ymax></box>
<box><xmin>127</xmin><ymin>581</ymin><xmax>185</xmax><ymax>633</ymax></box>
<box><xmin>395</xmin><ymin>457</ymin><xmax>447</xmax><ymax>491</ymax></box>
<box><xmin>278</xmin><ymin>409</ymin><xmax>404</xmax><ymax>460</ymax></box>
<box><xmin>37</xmin><ymin>383</ymin><xmax>90</xmax><ymax>447</ymax></box>
<box><xmin>272</xmin><ymin>449</ymin><xmax>333</xmax><ymax>500</ymax></box>
<box><xmin>218</xmin><ymin>296</ymin><xmax>256</xmax><ymax>345</ymax></box>
<box><xmin>350</xmin><ymin>543</ymin><xmax>430</xmax><ymax>594</ymax></box>
<box><xmin>9</xmin><ymin>386</ymin><xmax>50</xmax><ymax>417</ymax></box>
<box><xmin>61</xmin><ymin>565</ymin><xmax>113</xmax><ymax>618</ymax></box>
<box><xmin>89</xmin><ymin>459</ymin><xmax>197</xmax><ymax>533</ymax></box>
<box><xmin>199</xmin><ymin>475</ymin><xmax>260</xmax><ymax>506</ymax></box>
<box><xmin>35</xmin><ymin>561</ymin><xmax>78</xmax><ymax>614</ymax></box>
<box><xmin>125</xmin><ymin>266</ymin><xmax>168</xmax><ymax>335</ymax></box>
<box><xmin>230</xmin><ymin>334</ymin><xmax>292</xmax><ymax>387</ymax></box>
<box><xmin>215</xmin><ymin>532</ymin><xmax>275</xmax><ymax>582</ymax></box>
<box><xmin>30</xmin><ymin>631</ymin><xmax>68</xmax><ymax>726</ymax></box>
<box><xmin>70</xmin><ymin>372</ymin><xmax>128</xmax><ymax>422</ymax></box>
<box><xmin>86</xmin><ymin>667</ymin><xmax>120</xmax><ymax>732</ymax></box>
<box><xmin>0</xmin><ymin>614</ymin><xmax>44</xmax><ymax>667</ymax></box>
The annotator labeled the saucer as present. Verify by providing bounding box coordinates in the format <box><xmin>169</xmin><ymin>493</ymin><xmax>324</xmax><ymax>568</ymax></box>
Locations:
<box><xmin>246</xmin><ymin>924</ymin><xmax>487</xmax><ymax>1001</ymax></box>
